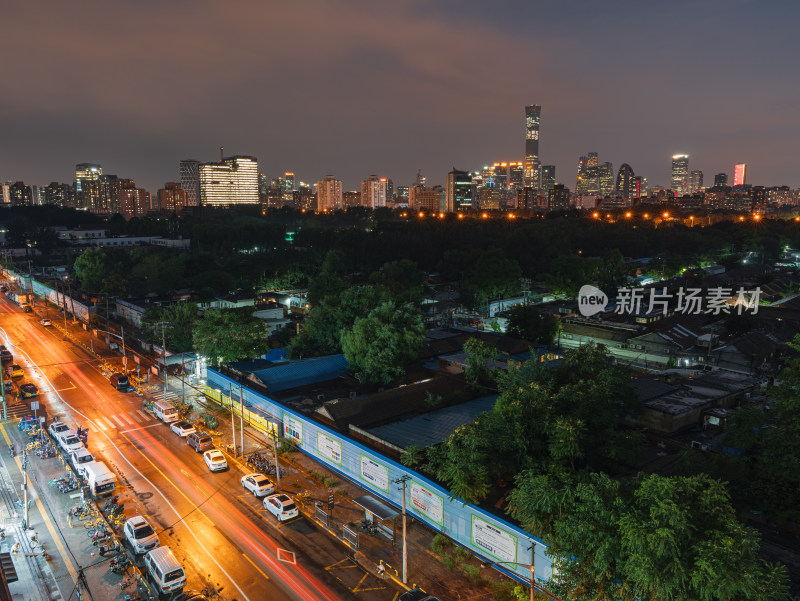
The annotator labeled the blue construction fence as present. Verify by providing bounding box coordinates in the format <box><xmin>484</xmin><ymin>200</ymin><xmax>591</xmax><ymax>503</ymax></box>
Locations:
<box><xmin>4</xmin><ymin>269</ymin><xmax>92</xmax><ymax>323</ymax></box>
<box><xmin>206</xmin><ymin>368</ymin><xmax>553</xmax><ymax>586</ymax></box>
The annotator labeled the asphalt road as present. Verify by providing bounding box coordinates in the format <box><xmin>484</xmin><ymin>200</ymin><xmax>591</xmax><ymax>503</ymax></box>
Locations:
<box><xmin>0</xmin><ymin>297</ymin><xmax>376</xmax><ymax>601</ymax></box>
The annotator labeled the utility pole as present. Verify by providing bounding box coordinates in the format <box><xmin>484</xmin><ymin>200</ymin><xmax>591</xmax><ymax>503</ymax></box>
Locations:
<box><xmin>272</xmin><ymin>427</ymin><xmax>281</xmax><ymax>490</ymax></box>
<box><xmin>239</xmin><ymin>383</ymin><xmax>245</xmax><ymax>457</ymax></box>
<box><xmin>121</xmin><ymin>326</ymin><xmax>126</xmax><ymax>374</ymax></box>
<box><xmin>0</xmin><ymin>358</ymin><xmax>6</xmax><ymax>420</ymax></box>
<box><xmin>22</xmin><ymin>447</ymin><xmax>29</xmax><ymax>527</ymax></box>
<box><xmin>529</xmin><ymin>542</ymin><xmax>536</xmax><ymax>601</ymax></box>
<box><xmin>159</xmin><ymin>323</ymin><xmax>168</xmax><ymax>403</ymax></box>
<box><xmin>393</xmin><ymin>475</ymin><xmax>410</xmax><ymax>584</ymax></box>
<box><xmin>229</xmin><ymin>382</ymin><xmax>237</xmax><ymax>456</ymax></box>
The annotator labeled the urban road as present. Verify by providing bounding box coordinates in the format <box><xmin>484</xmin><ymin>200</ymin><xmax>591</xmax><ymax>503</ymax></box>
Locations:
<box><xmin>0</xmin><ymin>298</ymin><xmax>393</xmax><ymax>601</ymax></box>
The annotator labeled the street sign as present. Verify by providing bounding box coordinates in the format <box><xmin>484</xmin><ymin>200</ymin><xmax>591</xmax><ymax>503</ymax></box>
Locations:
<box><xmin>122</xmin><ymin>356</ymin><xmax>128</xmax><ymax>366</ymax></box>
<box><xmin>327</xmin><ymin>489</ymin><xmax>335</xmax><ymax>512</ymax></box>
<box><xmin>30</xmin><ymin>401</ymin><xmax>39</xmax><ymax>411</ymax></box>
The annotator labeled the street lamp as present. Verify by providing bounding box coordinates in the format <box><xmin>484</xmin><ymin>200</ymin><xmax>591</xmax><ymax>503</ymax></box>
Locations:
<box><xmin>478</xmin><ymin>544</ymin><xmax>563</xmax><ymax>601</ymax></box>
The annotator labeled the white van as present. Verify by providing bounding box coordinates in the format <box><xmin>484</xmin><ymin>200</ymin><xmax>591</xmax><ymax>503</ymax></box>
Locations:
<box><xmin>143</xmin><ymin>546</ymin><xmax>186</xmax><ymax>594</ymax></box>
<box><xmin>153</xmin><ymin>400</ymin><xmax>179</xmax><ymax>424</ymax></box>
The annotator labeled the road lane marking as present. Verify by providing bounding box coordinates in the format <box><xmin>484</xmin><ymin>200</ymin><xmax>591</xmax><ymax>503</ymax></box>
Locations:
<box><xmin>129</xmin><ymin>411</ymin><xmax>142</xmax><ymax>423</ymax></box>
<box><xmin>119</xmin><ymin>423</ymin><xmax>162</xmax><ymax>434</ymax></box>
<box><xmin>94</xmin><ymin>417</ymin><xmax>109</xmax><ymax>431</ymax></box>
<box><xmin>121</xmin><ymin>412</ymin><xmax>136</xmax><ymax>425</ymax></box>
<box><xmin>110</xmin><ymin>414</ymin><xmax>126</xmax><ymax>428</ymax></box>
<box><xmin>135</xmin><ymin>410</ymin><xmax>150</xmax><ymax>421</ymax></box>
<box><xmin>242</xmin><ymin>552</ymin><xmax>271</xmax><ymax>581</ymax></box>
<box><xmin>54</xmin><ymin>383</ymin><xmax>77</xmax><ymax>392</ymax></box>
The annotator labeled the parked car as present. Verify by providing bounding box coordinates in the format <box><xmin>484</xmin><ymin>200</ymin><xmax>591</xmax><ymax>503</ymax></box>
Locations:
<box><xmin>0</xmin><ymin>350</ymin><xmax>13</xmax><ymax>364</ymax></box>
<box><xmin>203</xmin><ymin>450</ymin><xmax>228</xmax><ymax>472</ymax></box>
<box><xmin>40</xmin><ymin>318</ymin><xmax>52</xmax><ymax>327</ymax></box>
<box><xmin>6</xmin><ymin>364</ymin><xmax>23</xmax><ymax>378</ymax></box>
<box><xmin>241</xmin><ymin>473</ymin><xmax>275</xmax><ymax>498</ymax></box>
<box><xmin>186</xmin><ymin>432</ymin><xmax>213</xmax><ymax>453</ymax></box>
<box><xmin>123</xmin><ymin>516</ymin><xmax>160</xmax><ymax>554</ymax></box>
<box><xmin>49</xmin><ymin>421</ymin><xmax>71</xmax><ymax>439</ymax></box>
<box><xmin>170</xmin><ymin>420</ymin><xmax>196</xmax><ymax>438</ymax></box>
<box><xmin>263</xmin><ymin>493</ymin><xmax>299</xmax><ymax>522</ymax></box>
<box><xmin>19</xmin><ymin>383</ymin><xmax>38</xmax><ymax>398</ymax></box>
<box><xmin>57</xmin><ymin>431</ymin><xmax>83</xmax><ymax>453</ymax></box>
<box><xmin>21</xmin><ymin>304</ymin><xmax>32</xmax><ymax>313</ymax></box>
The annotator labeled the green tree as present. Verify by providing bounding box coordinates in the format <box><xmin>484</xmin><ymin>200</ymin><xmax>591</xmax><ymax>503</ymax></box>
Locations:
<box><xmin>505</xmin><ymin>305</ymin><xmax>560</xmax><ymax>344</ymax></box>
<box><xmin>462</xmin><ymin>338</ymin><xmax>498</xmax><ymax>385</ymax></box>
<box><xmin>340</xmin><ymin>301</ymin><xmax>425</xmax><ymax>385</ymax></box>
<box><xmin>140</xmin><ymin>302</ymin><xmax>198</xmax><ymax>353</ymax></box>
<box><xmin>192</xmin><ymin>308</ymin><xmax>270</xmax><ymax>365</ymax></box>
<box><xmin>73</xmin><ymin>247</ymin><xmax>129</xmax><ymax>295</ymax></box>
<box><xmin>460</xmin><ymin>248</ymin><xmax>522</xmax><ymax>310</ymax></box>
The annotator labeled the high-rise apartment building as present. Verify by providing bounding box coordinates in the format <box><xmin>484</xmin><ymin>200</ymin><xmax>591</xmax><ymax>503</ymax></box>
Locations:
<box><xmin>158</xmin><ymin>182</ymin><xmax>187</xmax><ymax>212</ymax></box>
<box><xmin>316</xmin><ymin>175</ymin><xmax>343</xmax><ymax>211</ymax></box>
<box><xmin>689</xmin><ymin>170</ymin><xmax>704</xmax><ymax>195</ymax></box>
<box><xmin>199</xmin><ymin>155</ymin><xmax>259</xmax><ymax>206</ymax></box>
<box><xmin>43</xmin><ymin>182</ymin><xmax>73</xmax><ymax>207</ymax></box>
<box><xmin>119</xmin><ymin>179</ymin><xmax>150</xmax><ymax>220</ymax></box>
<box><xmin>360</xmin><ymin>175</ymin><xmax>388</xmax><ymax>208</ymax></box>
<box><xmin>540</xmin><ymin>165</ymin><xmax>556</xmax><ymax>191</ymax></box>
<box><xmin>615</xmin><ymin>164</ymin><xmax>635</xmax><ymax>198</ymax></box>
<box><xmin>179</xmin><ymin>160</ymin><xmax>201</xmax><ymax>207</ymax></box>
<box><xmin>343</xmin><ymin>190</ymin><xmax>361</xmax><ymax>208</ymax></box>
<box><xmin>733</xmin><ymin>163</ymin><xmax>747</xmax><ymax>187</ymax></box>
<box><xmin>446</xmin><ymin>169</ymin><xmax>472</xmax><ymax>212</ymax></box>
<box><xmin>671</xmin><ymin>154</ymin><xmax>690</xmax><ymax>197</ymax></box>
<box><xmin>714</xmin><ymin>173</ymin><xmax>729</xmax><ymax>187</ymax></box>
<box><xmin>523</xmin><ymin>105</ymin><xmax>541</xmax><ymax>188</ymax></box>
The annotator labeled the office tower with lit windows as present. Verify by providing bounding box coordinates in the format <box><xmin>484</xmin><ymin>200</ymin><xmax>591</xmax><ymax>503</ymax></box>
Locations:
<box><xmin>615</xmin><ymin>164</ymin><xmax>635</xmax><ymax>198</ymax></box>
<box><xmin>508</xmin><ymin>162</ymin><xmax>524</xmax><ymax>190</ymax></box>
<box><xmin>75</xmin><ymin>163</ymin><xmax>102</xmax><ymax>209</ymax></box>
<box><xmin>671</xmin><ymin>154</ymin><xmax>690</xmax><ymax>196</ymax></box>
<box><xmin>633</xmin><ymin>176</ymin><xmax>647</xmax><ymax>198</ymax></box>
<box><xmin>316</xmin><ymin>175</ymin><xmax>343</xmax><ymax>211</ymax></box>
<box><xmin>598</xmin><ymin>162</ymin><xmax>614</xmax><ymax>196</ymax></box>
<box><xmin>199</xmin><ymin>155</ymin><xmax>259</xmax><ymax>207</ymax></box>
<box><xmin>540</xmin><ymin>165</ymin><xmax>556</xmax><ymax>191</ymax></box>
<box><xmin>179</xmin><ymin>160</ymin><xmax>201</xmax><ymax>206</ymax></box>
<box><xmin>492</xmin><ymin>162</ymin><xmax>509</xmax><ymax>189</ymax></box>
<box><xmin>278</xmin><ymin>172</ymin><xmax>295</xmax><ymax>205</ymax></box>
<box><xmin>523</xmin><ymin>105</ymin><xmax>541</xmax><ymax>188</ymax></box>
<box><xmin>547</xmin><ymin>184</ymin><xmax>570</xmax><ymax>212</ymax></box>
<box><xmin>576</xmin><ymin>153</ymin><xmax>602</xmax><ymax>195</ymax></box>
<box><xmin>360</xmin><ymin>175</ymin><xmax>388</xmax><ymax>208</ymax></box>
<box><xmin>733</xmin><ymin>163</ymin><xmax>747</xmax><ymax>186</ymax></box>
<box><xmin>714</xmin><ymin>173</ymin><xmax>728</xmax><ymax>187</ymax></box>
<box><xmin>446</xmin><ymin>169</ymin><xmax>472</xmax><ymax>212</ymax></box>
<box><xmin>689</xmin><ymin>170</ymin><xmax>704</xmax><ymax>195</ymax></box>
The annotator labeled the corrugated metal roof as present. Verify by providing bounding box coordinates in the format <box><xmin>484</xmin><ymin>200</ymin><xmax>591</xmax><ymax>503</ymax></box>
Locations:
<box><xmin>250</xmin><ymin>354</ymin><xmax>348</xmax><ymax>393</ymax></box>
<box><xmin>366</xmin><ymin>395</ymin><xmax>497</xmax><ymax>449</ymax></box>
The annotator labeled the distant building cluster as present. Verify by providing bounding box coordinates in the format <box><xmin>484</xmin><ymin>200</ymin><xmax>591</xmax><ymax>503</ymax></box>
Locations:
<box><xmin>1</xmin><ymin>105</ymin><xmax>794</xmax><ymax>219</ymax></box>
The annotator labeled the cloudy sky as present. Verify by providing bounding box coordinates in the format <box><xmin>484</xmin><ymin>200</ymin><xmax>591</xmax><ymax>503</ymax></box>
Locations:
<box><xmin>1</xmin><ymin>0</ymin><xmax>798</xmax><ymax>192</ymax></box>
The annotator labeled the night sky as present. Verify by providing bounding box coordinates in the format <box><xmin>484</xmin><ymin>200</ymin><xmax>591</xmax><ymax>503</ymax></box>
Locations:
<box><xmin>2</xmin><ymin>0</ymin><xmax>799</xmax><ymax>192</ymax></box>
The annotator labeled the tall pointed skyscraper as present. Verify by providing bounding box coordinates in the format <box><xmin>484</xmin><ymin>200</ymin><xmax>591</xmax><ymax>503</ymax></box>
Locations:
<box><xmin>524</xmin><ymin>105</ymin><xmax>541</xmax><ymax>189</ymax></box>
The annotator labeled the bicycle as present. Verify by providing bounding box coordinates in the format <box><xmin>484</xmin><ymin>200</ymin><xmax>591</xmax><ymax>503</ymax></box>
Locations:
<box><xmin>84</xmin><ymin>517</ymin><xmax>105</xmax><ymax>530</ymax></box>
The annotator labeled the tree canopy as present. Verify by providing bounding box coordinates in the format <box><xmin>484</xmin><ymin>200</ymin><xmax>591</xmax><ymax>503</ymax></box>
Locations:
<box><xmin>192</xmin><ymin>308</ymin><xmax>270</xmax><ymax>365</ymax></box>
<box><xmin>140</xmin><ymin>302</ymin><xmax>198</xmax><ymax>353</ymax></box>
<box><xmin>341</xmin><ymin>301</ymin><xmax>425</xmax><ymax>385</ymax></box>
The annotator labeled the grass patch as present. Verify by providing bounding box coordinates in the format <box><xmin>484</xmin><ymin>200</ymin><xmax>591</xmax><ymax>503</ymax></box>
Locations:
<box><xmin>462</xmin><ymin>564</ymin><xmax>485</xmax><ymax>587</ymax></box>
<box><xmin>430</xmin><ymin>534</ymin><xmax>452</xmax><ymax>556</ymax></box>
<box><xmin>441</xmin><ymin>554</ymin><xmax>457</xmax><ymax>570</ymax></box>
<box><xmin>277</xmin><ymin>442</ymin><xmax>294</xmax><ymax>456</ymax></box>
<box><xmin>453</xmin><ymin>546</ymin><xmax>471</xmax><ymax>560</ymax></box>
<box><xmin>490</xmin><ymin>580</ymin><xmax>524</xmax><ymax>601</ymax></box>
<box><xmin>309</xmin><ymin>470</ymin><xmax>340</xmax><ymax>488</ymax></box>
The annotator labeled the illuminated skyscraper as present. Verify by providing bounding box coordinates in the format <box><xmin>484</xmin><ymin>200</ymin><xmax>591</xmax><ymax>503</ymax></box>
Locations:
<box><xmin>75</xmin><ymin>163</ymin><xmax>102</xmax><ymax>209</ymax></box>
<box><xmin>671</xmin><ymin>154</ymin><xmax>689</xmax><ymax>196</ymax></box>
<box><xmin>199</xmin><ymin>155</ymin><xmax>259</xmax><ymax>206</ymax></box>
<box><xmin>598</xmin><ymin>162</ymin><xmax>614</xmax><ymax>196</ymax></box>
<box><xmin>179</xmin><ymin>160</ymin><xmax>200</xmax><ymax>206</ymax></box>
<box><xmin>278</xmin><ymin>172</ymin><xmax>295</xmax><ymax>205</ymax></box>
<box><xmin>540</xmin><ymin>165</ymin><xmax>556</xmax><ymax>191</ymax></box>
<box><xmin>524</xmin><ymin>105</ymin><xmax>541</xmax><ymax>188</ymax></box>
<box><xmin>733</xmin><ymin>163</ymin><xmax>747</xmax><ymax>186</ymax></box>
<box><xmin>615</xmin><ymin>163</ymin><xmax>635</xmax><ymax>198</ymax></box>
<box><xmin>689</xmin><ymin>170</ymin><xmax>704</xmax><ymax>194</ymax></box>
<box><xmin>316</xmin><ymin>175</ymin><xmax>343</xmax><ymax>211</ymax></box>
<box><xmin>508</xmin><ymin>162</ymin><xmax>524</xmax><ymax>191</ymax></box>
<box><xmin>446</xmin><ymin>169</ymin><xmax>472</xmax><ymax>212</ymax></box>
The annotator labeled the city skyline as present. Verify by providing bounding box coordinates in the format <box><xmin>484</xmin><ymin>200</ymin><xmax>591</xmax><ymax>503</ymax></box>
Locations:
<box><xmin>2</xmin><ymin>1</ymin><xmax>800</xmax><ymax>192</ymax></box>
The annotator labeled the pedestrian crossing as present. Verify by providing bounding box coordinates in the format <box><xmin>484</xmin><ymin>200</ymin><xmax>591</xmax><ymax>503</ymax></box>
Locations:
<box><xmin>92</xmin><ymin>409</ymin><xmax>158</xmax><ymax>432</ymax></box>
<box><xmin>156</xmin><ymin>390</ymin><xmax>183</xmax><ymax>403</ymax></box>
